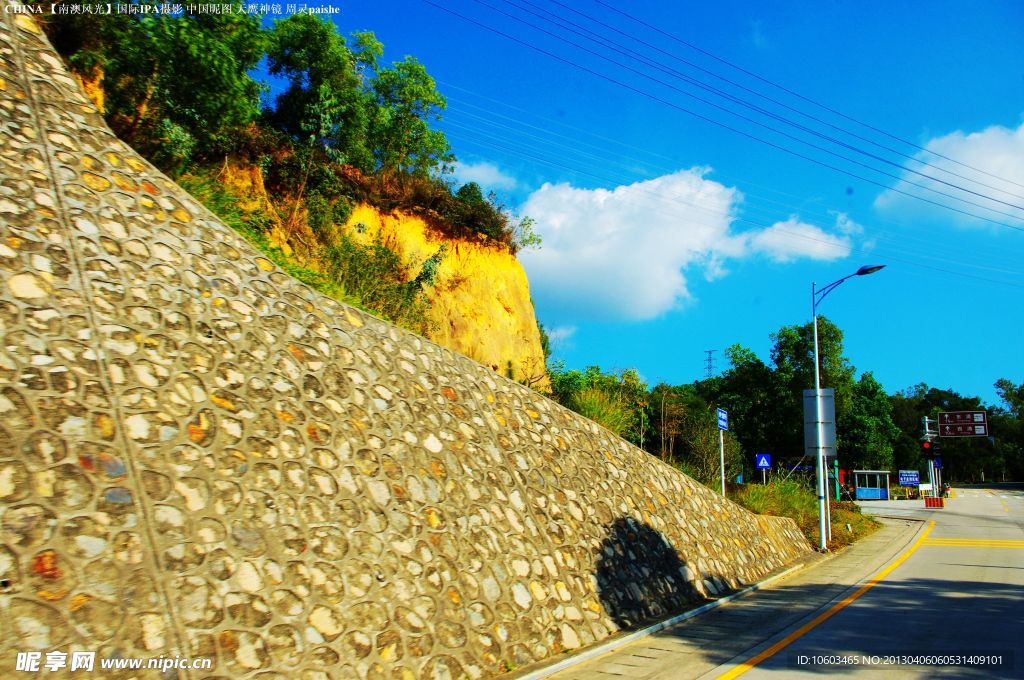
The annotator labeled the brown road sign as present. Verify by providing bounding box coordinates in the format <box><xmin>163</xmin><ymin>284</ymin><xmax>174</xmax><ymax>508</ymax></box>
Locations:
<box><xmin>937</xmin><ymin>411</ymin><xmax>988</xmax><ymax>437</ymax></box>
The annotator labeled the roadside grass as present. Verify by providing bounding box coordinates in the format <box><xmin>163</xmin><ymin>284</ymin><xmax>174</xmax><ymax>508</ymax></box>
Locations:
<box><xmin>733</xmin><ymin>476</ymin><xmax>880</xmax><ymax>551</ymax></box>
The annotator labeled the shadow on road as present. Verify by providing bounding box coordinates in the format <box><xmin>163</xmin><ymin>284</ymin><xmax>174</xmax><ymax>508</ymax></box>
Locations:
<box><xmin>646</xmin><ymin>575</ymin><xmax>1022</xmax><ymax>677</ymax></box>
<box><xmin>586</xmin><ymin>518</ymin><xmax>1022</xmax><ymax>678</ymax></box>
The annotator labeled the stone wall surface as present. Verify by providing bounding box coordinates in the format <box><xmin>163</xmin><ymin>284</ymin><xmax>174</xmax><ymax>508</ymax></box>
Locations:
<box><xmin>0</xmin><ymin>14</ymin><xmax>811</xmax><ymax>680</ymax></box>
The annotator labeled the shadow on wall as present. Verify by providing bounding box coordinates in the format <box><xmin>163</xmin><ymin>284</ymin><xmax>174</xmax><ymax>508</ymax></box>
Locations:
<box><xmin>595</xmin><ymin>517</ymin><xmax>703</xmax><ymax>630</ymax></box>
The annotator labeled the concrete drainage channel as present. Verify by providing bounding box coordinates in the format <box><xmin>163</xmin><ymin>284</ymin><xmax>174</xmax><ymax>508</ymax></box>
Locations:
<box><xmin>510</xmin><ymin>558</ymin><xmax>819</xmax><ymax>680</ymax></box>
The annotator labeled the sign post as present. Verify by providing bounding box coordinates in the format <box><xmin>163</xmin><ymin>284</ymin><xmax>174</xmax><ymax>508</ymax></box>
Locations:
<box><xmin>717</xmin><ymin>408</ymin><xmax>728</xmax><ymax>496</ymax></box>
<box><xmin>755</xmin><ymin>452</ymin><xmax>771</xmax><ymax>484</ymax></box>
<box><xmin>804</xmin><ymin>389</ymin><xmax>835</xmax><ymax>544</ymax></box>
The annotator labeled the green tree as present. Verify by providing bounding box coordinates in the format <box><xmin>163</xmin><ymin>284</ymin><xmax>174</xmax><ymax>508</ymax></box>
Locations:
<box><xmin>265</xmin><ymin>14</ymin><xmax>374</xmax><ymax>170</ymax></box>
<box><xmin>843</xmin><ymin>372</ymin><xmax>899</xmax><ymax>470</ymax></box>
<box><xmin>705</xmin><ymin>319</ymin><xmax>899</xmax><ymax>478</ymax></box>
<box><xmin>549</xmin><ymin>365</ymin><xmax>648</xmax><ymax>446</ymax></box>
<box><xmin>673</xmin><ymin>409</ymin><xmax>743</xmax><ymax>489</ymax></box>
<box><xmin>709</xmin><ymin>344</ymin><xmax>789</xmax><ymax>464</ymax></box>
<box><xmin>992</xmin><ymin>378</ymin><xmax>1023</xmax><ymax>480</ymax></box>
<box><xmin>995</xmin><ymin>379</ymin><xmax>1024</xmax><ymax>419</ymax></box>
<box><xmin>889</xmin><ymin>384</ymin><xmax>997</xmax><ymax>482</ymax></box>
<box><xmin>449</xmin><ymin>182</ymin><xmax>506</xmax><ymax>240</ymax></box>
<box><xmin>648</xmin><ymin>381</ymin><xmax>742</xmax><ymax>487</ymax></box>
<box><xmin>370</xmin><ymin>56</ymin><xmax>453</xmax><ymax>178</ymax></box>
<box><xmin>765</xmin><ymin>317</ymin><xmax>856</xmax><ymax>458</ymax></box>
<box><xmin>889</xmin><ymin>384</ymin><xmax>929</xmax><ymax>471</ymax></box>
<box><xmin>46</xmin><ymin>10</ymin><xmax>266</xmax><ymax>173</ymax></box>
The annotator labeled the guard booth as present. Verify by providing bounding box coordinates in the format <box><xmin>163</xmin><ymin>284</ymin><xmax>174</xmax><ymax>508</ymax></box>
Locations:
<box><xmin>853</xmin><ymin>470</ymin><xmax>890</xmax><ymax>500</ymax></box>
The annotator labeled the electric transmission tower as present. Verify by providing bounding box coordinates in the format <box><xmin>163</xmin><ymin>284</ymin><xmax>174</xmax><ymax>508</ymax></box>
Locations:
<box><xmin>704</xmin><ymin>349</ymin><xmax>717</xmax><ymax>379</ymax></box>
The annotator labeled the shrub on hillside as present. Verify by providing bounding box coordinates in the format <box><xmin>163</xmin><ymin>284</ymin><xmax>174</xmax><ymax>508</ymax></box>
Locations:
<box><xmin>570</xmin><ymin>387</ymin><xmax>637</xmax><ymax>439</ymax></box>
<box><xmin>324</xmin><ymin>234</ymin><xmax>441</xmax><ymax>335</ymax></box>
<box><xmin>734</xmin><ymin>476</ymin><xmax>880</xmax><ymax>550</ymax></box>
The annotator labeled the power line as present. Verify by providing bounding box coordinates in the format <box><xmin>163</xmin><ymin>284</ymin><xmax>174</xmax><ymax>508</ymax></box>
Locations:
<box><xmin>591</xmin><ymin>0</ymin><xmax>1024</xmax><ymax>194</ymax></box>
<box><xmin>468</xmin><ymin>0</ymin><xmax>1024</xmax><ymax>221</ymax></box>
<box><xmin>420</xmin><ymin>0</ymin><xmax>1024</xmax><ymax>233</ymax></box>
<box><xmin>500</xmin><ymin>0</ymin><xmax>1024</xmax><ymax>210</ymax></box>
<box><xmin>534</xmin><ymin>0</ymin><xmax>1024</xmax><ymax>204</ymax></box>
<box><xmin>447</xmin><ymin>124</ymin><xmax>1024</xmax><ymax>289</ymax></box>
<box><xmin>440</xmin><ymin>86</ymin><xmax>1024</xmax><ymax>271</ymax></box>
<box><xmin>444</xmin><ymin>106</ymin><xmax>1024</xmax><ymax>276</ymax></box>
<box><xmin>441</xmin><ymin>85</ymin><xmax>1024</xmax><ymax>278</ymax></box>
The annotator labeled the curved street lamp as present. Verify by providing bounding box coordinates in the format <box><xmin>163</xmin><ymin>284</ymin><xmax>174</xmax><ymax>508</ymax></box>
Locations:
<box><xmin>812</xmin><ymin>265</ymin><xmax>885</xmax><ymax>551</ymax></box>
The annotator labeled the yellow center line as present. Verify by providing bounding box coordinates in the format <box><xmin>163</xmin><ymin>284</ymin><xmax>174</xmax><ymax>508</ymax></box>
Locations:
<box><xmin>921</xmin><ymin>540</ymin><xmax>1024</xmax><ymax>544</ymax></box>
<box><xmin>923</xmin><ymin>538</ymin><xmax>1024</xmax><ymax>549</ymax></box>
<box><xmin>715</xmin><ymin>521</ymin><xmax>935</xmax><ymax>680</ymax></box>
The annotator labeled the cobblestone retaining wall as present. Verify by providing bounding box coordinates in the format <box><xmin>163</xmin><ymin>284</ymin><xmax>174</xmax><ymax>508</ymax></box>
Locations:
<box><xmin>0</xmin><ymin>15</ymin><xmax>811</xmax><ymax>679</ymax></box>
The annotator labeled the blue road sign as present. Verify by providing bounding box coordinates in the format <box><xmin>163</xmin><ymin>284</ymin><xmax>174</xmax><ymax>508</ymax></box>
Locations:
<box><xmin>933</xmin><ymin>456</ymin><xmax>942</xmax><ymax>470</ymax></box>
<box><xmin>717</xmin><ymin>408</ymin><xmax>728</xmax><ymax>431</ymax></box>
<box><xmin>898</xmin><ymin>470</ymin><xmax>920</xmax><ymax>487</ymax></box>
<box><xmin>755</xmin><ymin>453</ymin><xmax>771</xmax><ymax>470</ymax></box>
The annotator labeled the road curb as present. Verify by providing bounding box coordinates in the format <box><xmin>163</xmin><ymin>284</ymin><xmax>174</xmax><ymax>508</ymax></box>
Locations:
<box><xmin>508</xmin><ymin>556</ymin><xmax>819</xmax><ymax>680</ymax></box>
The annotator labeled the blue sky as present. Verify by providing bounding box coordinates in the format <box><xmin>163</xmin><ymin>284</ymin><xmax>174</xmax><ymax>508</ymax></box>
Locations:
<box><xmin>307</xmin><ymin>0</ymin><xmax>1024</xmax><ymax>407</ymax></box>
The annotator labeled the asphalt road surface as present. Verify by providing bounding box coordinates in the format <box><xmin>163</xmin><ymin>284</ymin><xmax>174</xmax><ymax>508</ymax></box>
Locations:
<box><xmin>719</xmin><ymin>487</ymin><xmax>1024</xmax><ymax>679</ymax></box>
<box><xmin>541</xmin><ymin>486</ymin><xmax>1024</xmax><ymax>680</ymax></box>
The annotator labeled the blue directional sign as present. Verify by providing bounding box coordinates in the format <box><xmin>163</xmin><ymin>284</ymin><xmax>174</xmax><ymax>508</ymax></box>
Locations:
<box><xmin>933</xmin><ymin>456</ymin><xmax>942</xmax><ymax>470</ymax></box>
<box><xmin>755</xmin><ymin>453</ymin><xmax>771</xmax><ymax>470</ymax></box>
<box><xmin>716</xmin><ymin>408</ymin><xmax>728</xmax><ymax>431</ymax></box>
<box><xmin>898</xmin><ymin>470</ymin><xmax>920</xmax><ymax>487</ymax></box>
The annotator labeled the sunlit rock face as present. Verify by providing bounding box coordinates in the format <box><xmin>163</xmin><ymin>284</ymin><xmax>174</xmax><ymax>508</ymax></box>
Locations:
<box><xmin>0</xmin><ymin>14</ymin><xmax>810</xmax><ymax>679</ymax></box>
<box><xmin>342</xmin><ymin>203</ymin><xmax>550</xmax><ymax>391</ymax></box>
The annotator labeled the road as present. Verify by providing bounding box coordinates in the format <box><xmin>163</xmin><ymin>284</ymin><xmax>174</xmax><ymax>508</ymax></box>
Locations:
<box><xmin>540</xmin><ymin>486</ymin><xmax>1024</xmax><ymax>679</ymax></box>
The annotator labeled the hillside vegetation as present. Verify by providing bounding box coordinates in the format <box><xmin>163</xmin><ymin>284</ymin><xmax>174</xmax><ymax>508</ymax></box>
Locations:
<box><xmin>41</xmin><ymin>9</ymin><xmax>538</xmax><ymax>337</ymax></box>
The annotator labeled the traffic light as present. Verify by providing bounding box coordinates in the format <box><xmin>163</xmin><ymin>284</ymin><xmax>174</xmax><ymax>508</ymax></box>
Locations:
<box><xmin>920</xmin><ymin>439</ymin><xmax>935</xmax><ymax>456</ymax></box>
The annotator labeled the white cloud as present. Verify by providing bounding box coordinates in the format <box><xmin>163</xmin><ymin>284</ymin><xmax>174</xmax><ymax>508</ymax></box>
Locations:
<box><xmin>519</xmin><ymin>170</ymin><xmax>741</xmax><ymax>321</ymax></box>
<box><xmin>546</xmin><ymin>325</ymin><xmax>576</xmax><ymax>349</ymax></box>
<box><xmin>834</xmin><ymin>211</ymin><xmax>864</xmax><ymax>235</ymax></box>
<box><xmin>451</xmin><ymin>161</ymin><xmax>518</xmax><ymax>191</ymax></box>
<box><xmin>520</xmin><ymin>169</ymin><xmax>858</xmax><ymax>322</ymax></box>
<box><xmin>748</xmin><ymin>215</ymin><xmax>853</xmax><ymax>263</ymax></box>
<box><xmin>874</xmin><ymin>121</ymin><xmax>1024</xmax><ymax>228</ymax></box>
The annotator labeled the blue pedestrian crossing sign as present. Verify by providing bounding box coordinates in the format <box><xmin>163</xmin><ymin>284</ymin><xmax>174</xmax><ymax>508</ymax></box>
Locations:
<box><xmin>755</xmin><ymin>453</ymin><xmax>772</xmax><ymax>470</ymax></box>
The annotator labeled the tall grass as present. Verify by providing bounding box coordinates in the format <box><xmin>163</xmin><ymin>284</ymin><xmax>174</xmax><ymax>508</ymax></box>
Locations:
<box><xmin>734</xmin><ymin>475</ymin><xmax>880</xmax><ymax>550</ymax></box>
<box><xmin>570</xmin><ymin>387</ymin><xmax>636</xmax><ymax>438</ymax></box>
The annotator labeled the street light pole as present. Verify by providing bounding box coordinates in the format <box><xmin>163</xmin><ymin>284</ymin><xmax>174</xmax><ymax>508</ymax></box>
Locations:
<box><xmin>811</xmin><ymin>265</ymin><xmax>885</xmax><ymax>551</ymax></box>
<box><xmin>812</xmin><ymin>282</ymin><xmax>827</xmax><ymax>551</ymax></box>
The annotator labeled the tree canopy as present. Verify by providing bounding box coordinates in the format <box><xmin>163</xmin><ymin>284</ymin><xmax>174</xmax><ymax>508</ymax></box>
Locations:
<box><xmin>51</xmin><ymin>11</ymin><xmax>266</xmax><ymax>172</ymax></box>
<box><xmin>42</xmin><ymin>11</ymin><xmax>536</xmax><ymax>251</ymax></box>
<box><xmin>542</xmin><ymin>318</ymin><xmax>1022</xmax><ymax>487</ymax></box>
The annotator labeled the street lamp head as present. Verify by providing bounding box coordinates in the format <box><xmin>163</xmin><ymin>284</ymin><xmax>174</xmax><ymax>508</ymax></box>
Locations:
<box><xmin>855</xmin><ymin>265</ymin><xmax>885</xmax><ymax>276</ymax></box>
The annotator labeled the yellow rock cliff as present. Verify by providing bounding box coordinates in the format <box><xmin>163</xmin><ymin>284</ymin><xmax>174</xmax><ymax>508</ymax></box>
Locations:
<box><xmin>345</xmin><ymin>204</ymin><xmax>549</xmax><ymax>389</ymax></box>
